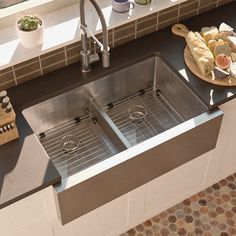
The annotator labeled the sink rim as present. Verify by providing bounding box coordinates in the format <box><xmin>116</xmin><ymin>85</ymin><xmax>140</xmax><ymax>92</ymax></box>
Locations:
<box><xmin>21</xmin><ymin>52</ymin><xmax>222</xmax><ymax>192</ymax></box>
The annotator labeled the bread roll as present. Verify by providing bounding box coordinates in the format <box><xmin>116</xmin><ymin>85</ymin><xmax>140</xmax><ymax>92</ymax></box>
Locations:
<box><xmin>207</xmin><ymin>39</ymin><xmax>217</xmax><ymax>53</ymax></box>
<box><xmin>213</xmin><ymin>32</ymin><xmax>231</xmax><ymax>42</ymax></box>
<box><xmin>187</xmin><ymin>31</ymin><xmax>214</xmax><ymax>75</ymax></box>
<box><xmin>201</xmin><ymin>26</ymin><xmax>219</xmax><ymax>42</ymax></box>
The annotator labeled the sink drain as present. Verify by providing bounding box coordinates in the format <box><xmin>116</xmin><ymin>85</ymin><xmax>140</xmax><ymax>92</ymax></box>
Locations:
<box><xmin>61</xmin><ymin>135</ymin><xmax>80</xmax><ymax>153</ymax></box>
<box><xmin>129</xmin><ymin>105</ymin><xmax>147</xmax><ymax>124</ymax></box>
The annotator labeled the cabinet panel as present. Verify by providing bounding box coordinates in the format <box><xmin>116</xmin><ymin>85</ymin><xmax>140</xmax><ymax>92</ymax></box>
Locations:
<box><xmin>0</xmin><ymin>187</ymin><xmax>54</xmax><ymax>236</ymax></box>
<box><xmin>6</xmin><ymin>220</ymin><xmax>53</xmax><ymax>236</ymax></box>
<box><xmin>52</xmin><ymin>194</ymin><xmax>129</xmax><ymax>236</ymax></box>
<box><xmin>206</xmin><ymin>98</ymin><xmax>236</xmax><ymax>186</ymax></box>
<box><xmin>127</xmin><ymin>185</ymin><xmax>146</xmax><ymax>227</ymax></box>
<box><xmin>145</xmin><ymin>151</ymin><xmax>211</xmax><ymax>217</ymax></box>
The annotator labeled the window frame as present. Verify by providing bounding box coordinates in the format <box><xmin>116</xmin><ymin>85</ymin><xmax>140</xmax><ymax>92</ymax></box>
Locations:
<box><xmin>0</xmin><ymin>0</ymin><xmax>77</xmax><ymax>29</ymax></box>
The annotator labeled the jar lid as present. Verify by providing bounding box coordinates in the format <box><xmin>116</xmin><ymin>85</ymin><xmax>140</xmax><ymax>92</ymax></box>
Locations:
<box><xmin>0</xmin><ymin>90</ymin><xmax>7</xmax><ymax>99</ymax></box>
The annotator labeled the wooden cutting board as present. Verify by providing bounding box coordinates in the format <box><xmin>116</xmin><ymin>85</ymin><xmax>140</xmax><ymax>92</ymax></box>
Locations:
<box><xmin>172</xmin><ymin>23</ymin><xmax>236</xmax><ymax>87</ymax></box>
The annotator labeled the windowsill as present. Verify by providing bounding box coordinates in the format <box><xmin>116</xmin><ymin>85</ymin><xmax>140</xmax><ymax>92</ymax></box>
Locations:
<box><xmin>0</xmin><ymin>0</ymin><xmax>186</xmax><ymax>71</ymax></box>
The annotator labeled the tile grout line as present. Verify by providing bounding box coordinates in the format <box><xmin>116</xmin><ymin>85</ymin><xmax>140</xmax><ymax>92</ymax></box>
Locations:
<box><xmin>137</xmin><ymin>14</ymin><xmax>158</xmax><ymax>24</ymax></box>
<box><xmin>198</xmin><ymin>1</ymin><xmax>218</xmax><ymax>13</ymax></box>
<box><xmin>41</xmin><ymin>50</ymin><xmax>66</xmax><ymax>60</ymax></box>
<box><xmin>137</xmin><ymin>25</ymin><xmax>158</xmax><ymax>35</ymax></box>
<box><xmin>0</xmin><ymin>80</ymin><xmax>16</xmax><ymax>88</ymax></box>
<box><xmin>11</xmin><ymin>66</ymin><xmax>17</xmax><ymax>86</ymax></box>
<box><xmin>42</xmin><ymin>60</ymin><xmax>66</xmax><ymax>70</ymax></box>
<box><xmin>16</xmin><ymin>69</ymin><xmax>42</xmax><ymax>80</ymax></box>
<box><xmin>39</xmin><ymin>55</ymin><xmax>43</xmax><ymax>75</ymax></box>
<box><xmin>112</xmin><ymin>28</ymin><xmax>115</xmax><ymax>48</ymax></box>
<box><xmin>197</xmin><ymin>0</ymin><xmax>200</xmax><ymax>15</ymax></box>
<box><xmin>14</xmin><ymin>59</ymin><xmax>39</xmax><ymax>70</ymax></box>
<box><xmin>177</xmin><ymin>3</ymin><xmax>181</xmax><ymax>22</ymax></box>
<box><xmin>0</xmin><ymin>70</ymin><xmax>15</xmax><ymax>77</ymax></box>
<box><xmin>64</xmin><ymin>46</ymin><xmax>68</xmax><ymax>66</ymax></box>
<box><xmin>159</xmin><ymin>16</ymin><xmax>179</xmax><ymax>26</ymax></box>
<box><xmin>115</xmin><ymin>22</ymin><xmax>136</xmax><ymax>34</ymax></box>
<box><xmin>66</xmin><ymin>42</ymin><xmax>81</xmax><ymax>50</ymax></box>
<box><xmin>159</xmin><ymin>5</ymin><xmax>179</xmax><ymax>16</ymax></box>
<box><xmin>181</xmin><ymin>0</ymin><xmax>199</xmax><ymax>7</ymax></box>
<box><xmin>179</xmin><ymin>9</ymin><xmax>198</xmax><ymax>20</ymax></box>
<box><xmin>156</xmin><ymin>12</ymin><xmax>159</xmax><ymax>31</ymax></box>
<box><xmin>67</xmin><ymin>54</ymin><xmax>80</xmax><ymax>61</ymax></box>
<box><xmin>115</xmin><ymin>33</ymin><xmax>136</xmax><ymax>42</ymax></box>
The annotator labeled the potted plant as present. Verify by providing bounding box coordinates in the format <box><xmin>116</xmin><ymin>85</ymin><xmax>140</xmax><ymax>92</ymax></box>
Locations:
<box><xmin>16</xmin><ymin>15</ymin><xmax>44</xmax><ymax>48</ymax></box>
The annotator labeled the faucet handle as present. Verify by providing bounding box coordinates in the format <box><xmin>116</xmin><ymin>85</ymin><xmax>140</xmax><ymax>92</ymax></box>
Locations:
<box><xmin>89</xmin><ymin>54</ymin><xmax>99</xmax><ymax>65</ymax></box>
<box><xmin>89</xmin><ymin>40</ymin><xmax>99</xmax><ymax>65</ymax></box>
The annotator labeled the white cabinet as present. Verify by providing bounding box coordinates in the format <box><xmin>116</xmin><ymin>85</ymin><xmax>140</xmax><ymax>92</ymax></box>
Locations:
<box><xmin>205</xmin><ymin>98</ymin><xmax>236</xmax><ymax>186</ymax></box>
<box><xmin>127</xmin><ymin>185</ymin><xmax>146</xmax><ymax>228</ymax></box>
<box><xmin>144</xmin><ymin>151</ymin><xmax>211</xmax><ymax>220</ymax></box>
<box><xmin>0</xmin><ymin>151</ymin><xmax>217</xmax><ymax>236</ymax></box>
<box><xmin>0</xmin><ymin>187</ymin><xmax>55</xmax><ymax>236</ymax></box>
<box><xmin>51</xmin><ymin>193</ymin><xmax>129</xmax><ymax>236</ymax></box>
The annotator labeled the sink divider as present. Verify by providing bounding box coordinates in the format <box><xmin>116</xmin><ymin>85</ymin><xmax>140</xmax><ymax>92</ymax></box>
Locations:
<box><xmin>90</xmin><ymin>99</ymin><xmax>131</xmax><ymax>151</ymax></box>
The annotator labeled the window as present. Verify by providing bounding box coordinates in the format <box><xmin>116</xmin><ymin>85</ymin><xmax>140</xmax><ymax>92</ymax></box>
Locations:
<box><xmin>0</xmin><ymin>0</ymin><xmax>28</xmax><ymax>9</ymax></box>
<box><xmin>0</xmin><ymin>0</ymin><xmax>77</xmax><ymax>29</ymax></box>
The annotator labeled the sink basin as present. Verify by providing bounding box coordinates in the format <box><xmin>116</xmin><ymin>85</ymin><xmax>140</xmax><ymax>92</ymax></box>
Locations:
<box><xmin>22</xmin><ymin>52</ymin><xmax>223</xmax><ymax>224</ymax></box>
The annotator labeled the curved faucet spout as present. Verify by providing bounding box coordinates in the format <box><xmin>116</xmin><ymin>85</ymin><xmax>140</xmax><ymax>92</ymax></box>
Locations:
<box><xmin>80</xmin><ymin>0</ymin><xmax>110</xmax><ymax>72</ymax></box>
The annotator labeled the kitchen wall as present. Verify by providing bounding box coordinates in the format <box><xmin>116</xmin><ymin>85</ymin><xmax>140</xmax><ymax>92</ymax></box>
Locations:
<box><xmin>0</xmin><ymin>0</ymin><xmax>233</xmax><ymax>90</ymax></box>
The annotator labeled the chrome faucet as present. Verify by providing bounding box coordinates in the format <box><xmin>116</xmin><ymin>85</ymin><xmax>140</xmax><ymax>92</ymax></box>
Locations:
<box><xmin>80</xmin><ymin>0</ymin><xmax>110</xmax><ymax>72</ymax></box>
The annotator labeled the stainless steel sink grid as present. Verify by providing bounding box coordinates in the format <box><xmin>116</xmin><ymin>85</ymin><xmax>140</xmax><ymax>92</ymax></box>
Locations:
<box><xmin>22</xmin><ymin>54</ymin><xmax>211</xmax><ymax>179</ymax></box>
<box><xmin>38</xmin><ymin>116</ymin><xmax>118</xmax><ymax>179</ymax></box>
<box><xmin>23</xmin><ymin>53</ymin><xmax>223</xmax><ymax>223</ymax></box>
<box><xmin>105</xmin><ymin>89</ymin><xmax>184</xmax><ymax>146</ymax></box>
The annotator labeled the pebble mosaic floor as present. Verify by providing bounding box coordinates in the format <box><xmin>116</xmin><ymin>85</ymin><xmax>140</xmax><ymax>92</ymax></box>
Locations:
<box><xmin>120</xmin><ymin>173</ymin><xmax>236</xmax><ymax>236</ymax></box>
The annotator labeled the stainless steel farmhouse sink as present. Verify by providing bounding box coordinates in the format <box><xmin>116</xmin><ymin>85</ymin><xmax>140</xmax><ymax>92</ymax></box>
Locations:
<box><xmin>22</xmin><ymin>52</ymin><xmax>223</xmax><ymax>224</ymax></box>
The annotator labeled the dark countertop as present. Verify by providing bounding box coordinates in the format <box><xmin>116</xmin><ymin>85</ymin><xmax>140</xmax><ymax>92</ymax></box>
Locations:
<box><xmin>1</xmin><ymin>1</ymin><xmax>236</xmax><ymax>209</ymax></box>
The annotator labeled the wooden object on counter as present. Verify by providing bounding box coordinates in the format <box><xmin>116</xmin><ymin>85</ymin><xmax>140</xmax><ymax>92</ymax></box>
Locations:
<box><xmin>0</xmin><ymin>92</ymin><xmax>19</xmax><ymax>145</ymax></box>
<box><xmin>184</xmin><ymin>46</ymin><xmax>236</xmax><ymax>86</ymax></box>
<box><xmin>172</xmin><ymin>23</ymin><xmax>214</xmax><ymax>76</ymax></box>
<box><xmin>172</xmin><ymin>23</ymin><xmax>236</xmax><ymax>87</ymax></box>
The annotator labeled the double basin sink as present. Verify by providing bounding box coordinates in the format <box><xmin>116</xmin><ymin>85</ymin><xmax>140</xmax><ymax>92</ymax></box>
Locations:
<box><xmin>22</xmin><ymin>52</ymin><xmax>223</xmax><ymax>224</ymax></box>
